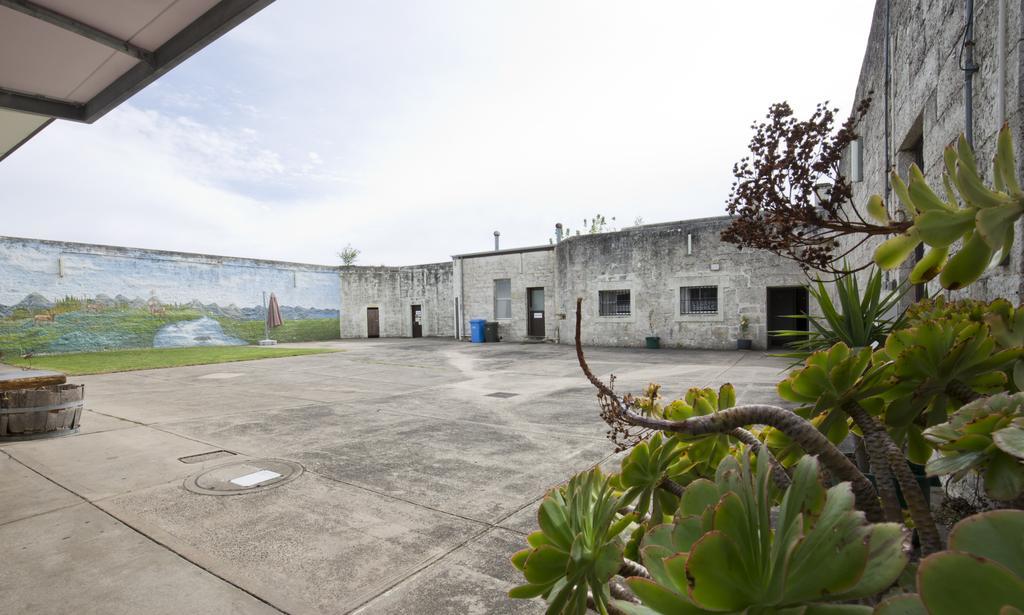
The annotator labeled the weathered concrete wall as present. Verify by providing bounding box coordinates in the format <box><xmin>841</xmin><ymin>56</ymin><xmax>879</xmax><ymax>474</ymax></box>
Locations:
<box><xmin>554</xmin><ymin>218</ymin><xmax>808</xmax><ymax>350</ymax></box>
<box><xmin>340</xmin><ymin>263</ymin><xmax>453</xmax><ymax>338</ymax></box>
<box><xmin>454</xmin><ymin>247</ymin><xmax>557</xmax><ymax>342</ymax></box>
<box><xmin>845</xmin><ymin>0</ymin><xmax>1023</xmax><ymax>303</ymax></box>
<box><xmin>0</xmin><ymin>236</ymin><xmax>341</xmax><ymax>354</ymax></box>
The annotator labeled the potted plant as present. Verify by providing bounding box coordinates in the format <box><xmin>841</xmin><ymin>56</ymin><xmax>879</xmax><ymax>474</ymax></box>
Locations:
<box><xmin>645</xmin><ymin>309</ymin><xmax>660</xmax><ymax>349</ymax></box>
<box><xmin>737</xmin><ymin>315</ymin><xmax>752</xmax><ymax>349</ymax></box>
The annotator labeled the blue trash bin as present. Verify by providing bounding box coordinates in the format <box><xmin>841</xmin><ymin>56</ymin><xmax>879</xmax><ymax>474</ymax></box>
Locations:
<box><xmin>469</xmin><ymin>319</ymin><xmax>487</xmax><ymax>343</ymax></box>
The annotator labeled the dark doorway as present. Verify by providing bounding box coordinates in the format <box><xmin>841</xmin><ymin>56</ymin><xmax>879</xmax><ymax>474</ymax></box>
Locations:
<box><xmin>767</xmin><ymin>287</ymin><xmax>809</xmax><ymax>349</ymax></box>
<box><xmin>366</xmin><ymin>307</ymin><xmax>380</xmax><ymax>338</ymax></box>
<box><xmin>411</xmin><ymin>304</ymin><xmax>422</xmax><ymax>338</ymax></box>
<box><xmin>527</xmin><ymin>287</ymin><xmax>545</xmax><ymax>337</ymax></box>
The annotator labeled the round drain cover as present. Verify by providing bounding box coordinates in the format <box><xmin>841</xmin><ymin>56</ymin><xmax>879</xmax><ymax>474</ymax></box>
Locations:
<box><xmin>184</xmin><ymin>459</ymin><xmax>303</xmax><ymax>496</ymax></box>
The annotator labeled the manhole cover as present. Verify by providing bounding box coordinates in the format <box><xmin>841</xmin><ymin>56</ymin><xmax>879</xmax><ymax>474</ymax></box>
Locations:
<box><xmin>184</xmin><ymin>459</ymin><xmax>303</xmax><ymax>496</ymax></box>
<box><xmin>485</xmin><ymin>392</ymin><xmax>519</xmax><ymax>398</ymax></box>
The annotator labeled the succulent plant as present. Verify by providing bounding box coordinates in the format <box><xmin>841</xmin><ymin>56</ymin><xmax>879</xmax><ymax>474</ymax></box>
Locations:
<box><xmin>615</xmin><ymin>432</ymin><xmax>682</xmax><ymax>520</ymax></box>
<box><xmin>875</xmin><ymin>510</ymin><xmax>1024</xmax><ymax>614</ymax></box>
<box><xmin>923</xmin><ymin>392</ymin><xmax>1024</xmax><ymax>502</ymax></box>
<box><xmin>875</xmin><ymin>320</ymin><xmax>1021</xmax><ymax>440</ymax></box>
<box><xmin>767</xmin><ymin>343</ymin><xmax>892</xmax><ymax>465</ymax></box>
<box><xmin>510</xmin><ymin>468</ymin><xmax>635</xmax><ymax>614</ymax></box>
<box><xmin>615</xmin><ymin>450</ymin><xmax>908</xmax><ymax>614</ymax></box>
<box><xmin>873</xmin><ymin>125</ymin><xmax>1022</xmax><ymax>290</ymax></box>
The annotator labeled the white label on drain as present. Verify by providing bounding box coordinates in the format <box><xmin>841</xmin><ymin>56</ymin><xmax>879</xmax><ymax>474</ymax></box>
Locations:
<box><xmin>230</xmin><ymin>470</ymin><xmax>281</xmax><ymax>487</ymax></box>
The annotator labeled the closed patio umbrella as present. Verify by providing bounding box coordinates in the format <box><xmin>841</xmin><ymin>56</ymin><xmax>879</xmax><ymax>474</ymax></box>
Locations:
<box><xmin>261</xmin><ymin>292</ymin><xmax>284</xmax><ymax>345</ymax></box>
<box><xmin>267</xmin><ymin>293</ymin><xmax>283</xmax><ymax>329</ymax></box>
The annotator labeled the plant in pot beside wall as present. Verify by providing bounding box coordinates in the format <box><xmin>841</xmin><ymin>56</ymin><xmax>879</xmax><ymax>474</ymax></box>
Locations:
<box><xmin>737</xmin><ymin>315</ymin><xmax>752</xmax><ymax>349</ymax></box>
<box><xmin>645</xmin><ymin>309</ymin><xmax>660</xmax><ymax>349</ymax></box>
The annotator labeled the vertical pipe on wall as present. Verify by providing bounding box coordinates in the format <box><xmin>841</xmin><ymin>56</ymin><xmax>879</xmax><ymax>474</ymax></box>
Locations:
<box><xmin>884</xmin><ymin>0</ymin><xmax>892</xmax><ymax>201</ymax></box>
<box><xmin>997</xmin><ymin>0</ymin><xmax>1006</xmax><ymax>125</ymax></box>
<box><xmin>964</xmin><ymin>0</ymin><xmax>978</xmax><ymax>145</ymax></box>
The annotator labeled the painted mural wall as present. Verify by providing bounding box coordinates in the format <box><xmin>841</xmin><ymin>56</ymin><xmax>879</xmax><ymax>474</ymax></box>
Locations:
<box><xmin>0</xmin><ymin>237</ymin><xmax>341</xmax><ymax>355</ymax></box>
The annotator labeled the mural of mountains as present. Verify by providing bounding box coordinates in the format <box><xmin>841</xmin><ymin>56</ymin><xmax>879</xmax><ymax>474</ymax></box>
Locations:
<box><xmin>0</xmin><ymin>293</ymin><xmax>338</xmax><ymax>321</ymax></box>
<box><xmin>0</xmin><ymin>293</ymin><xmax>340</xmax><ymax>354</ymax></box>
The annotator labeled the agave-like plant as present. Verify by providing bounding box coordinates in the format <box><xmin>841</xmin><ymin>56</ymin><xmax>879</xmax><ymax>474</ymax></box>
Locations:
<box><xmin>873</xmin><ymin>125</ymin><xmax>1022</xmax><ymax>289</ymax></box>
<box><xmin>510</xmin><ymin>468</ymin><xmax>635</xmax><ymax>614</ymax></box>
<box><xmin>772</xmin><ymin>266</ymin><xmax>907</xmax><ymax>363</ymax></box>
<box><xmin>875</xmin><ymin>510</ymin><xmax>1024</xmax><ymax>614</ymax></box>
<box><xmin>615</xmin><ymin>450</ymin><xmax>908</xmax><ymax>614</ymax></box>
<box><xmin>924</xmin><ymin>392</ymin><xmax>1024</xmax><ymax>502</ymax></box>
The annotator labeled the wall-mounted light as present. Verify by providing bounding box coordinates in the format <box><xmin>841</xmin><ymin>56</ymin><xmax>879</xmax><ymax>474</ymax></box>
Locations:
<box><xmin>709</xmin><ymin>263</ymin><xmax>720</xmax><ymax>271</ymax></box>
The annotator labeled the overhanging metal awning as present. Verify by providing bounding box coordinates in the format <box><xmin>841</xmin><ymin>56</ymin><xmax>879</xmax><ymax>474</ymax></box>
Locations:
<box><xmin>0</xmin><ymin>0</ymin><xmax>274</xmax><ymax>162</ymax></box>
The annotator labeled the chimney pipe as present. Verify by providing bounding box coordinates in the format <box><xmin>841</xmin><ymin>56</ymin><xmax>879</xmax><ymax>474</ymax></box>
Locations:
<box><xmin>555</xmin><ymin>223</ymin><xmax>563</xmax><ymax>243</ymax></box>
<box><xmin>493</xmin><ymin>230</ymin><xmax>500</xmax><ymax>251</ymax></box>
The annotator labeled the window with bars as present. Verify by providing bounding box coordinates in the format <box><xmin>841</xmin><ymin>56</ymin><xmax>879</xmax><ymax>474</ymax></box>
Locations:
<box><xmin>680</xmin><ymin>286</ymin><xmax>718</xmax><ymax>314</ymax></box>
<box><xmin>494</xmin><ymin>279</ymin><xmax>512</xmax><ymax>319</ymax></box>
<box><xmin>598</xmin><ymin>290</ymin><xmax>631</xmax><ymax>317</ymax></box>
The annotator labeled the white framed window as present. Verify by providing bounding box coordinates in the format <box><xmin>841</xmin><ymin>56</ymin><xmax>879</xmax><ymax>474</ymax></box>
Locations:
<box><xmin>598</xmin><ymin>289</ymin><xmax>631</xmax><ymax>317</ymax></box>
<box><xmin>494</xmin><ymin>279</ymin><xmax>512</xmax><ymax>319</ymax></box>
<box><xmin>680</xmin><ymin>286</ymin><xmax>718</xmax><ymax>314</ymax></box>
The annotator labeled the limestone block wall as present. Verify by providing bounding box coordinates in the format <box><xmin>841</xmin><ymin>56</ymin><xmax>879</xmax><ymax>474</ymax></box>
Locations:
<box><xmin>339</xmin><ymin>263</ymin><xmax>453</xmax><ymax>338</ymax></box>
<box><xmin>844</xmin><ymin>0</ymin><xmax>1023</xmax><ymax>303</ymax></box>
<box><xmin>554</xmin><ymin>218</ymin><xmax>808</xmax><ymax>350</ymax></box>
<box><xmin>454</xmin><ymin>247</ymin><xmax>557</xmax><ymax>342</ymax></box>
<box><xmin>0</xmin><ymin>236</ymin><xmax>341</xmax><ymax>354</ymax></box>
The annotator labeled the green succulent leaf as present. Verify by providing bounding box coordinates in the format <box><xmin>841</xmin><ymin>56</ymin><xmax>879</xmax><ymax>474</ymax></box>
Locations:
<box><xmin>940</xmin><ymin>231</ymin><xmax>994</xmax><ymax>290</ymax></box>
<box><xmin>875</xmin><ymin>231</ymin><xmax>922</xmax><ymax>270</ymax></box>
<box><xmin>918</xmin><ymin>551</ymin><xmax>1024</xmax><ymax>615</ymax></box>
<box><xmin>873</xmin><ymin>594</ymin><xmax>927</xmax><ymax>615</ymax></box>
<box><xmin>994</xmin><ymin>426</ymin><xmax>1024</xmax><ymax>459</ymax></box>
<box><xmin>915</xmin><ymin>208</ymin><xmax>975</xmax><ymax>247</ymax></box>
<box><xmin>948</xmin><ymin>510</ymin><xmax>1024</xmax><ymax>577</ymax></box>
<box><xmin>867</xmin><ymin>194</ymin><xmax>889</xmax><ymax>223</ymax></box>
<box><xmin>977</xmin><ymin>203</ymin><xmax>1024</xmax><ymax>251</ymax></box>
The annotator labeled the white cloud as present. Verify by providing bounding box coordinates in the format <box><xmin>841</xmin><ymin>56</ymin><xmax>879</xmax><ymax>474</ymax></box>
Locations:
<box><xmin>0</xmin><ymin>0</ymin><xmax>877</xmax><ymax>266</ymax></box>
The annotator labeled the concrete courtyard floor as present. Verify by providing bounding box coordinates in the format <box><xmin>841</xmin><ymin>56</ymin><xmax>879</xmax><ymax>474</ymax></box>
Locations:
<box><xmin>0</xmin><ymin>339</ymin><xmax>792</xmax><ymax>614</ymax></box>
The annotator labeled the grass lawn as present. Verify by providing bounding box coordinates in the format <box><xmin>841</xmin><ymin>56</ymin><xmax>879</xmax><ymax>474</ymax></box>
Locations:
<box><xmin>4</xmin><ymin>346</ymin><xmax>341</xmax><ymax>375</ymax></box>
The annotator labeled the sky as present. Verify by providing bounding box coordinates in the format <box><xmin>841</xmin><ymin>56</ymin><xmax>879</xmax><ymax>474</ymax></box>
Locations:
<box><xmin>0</xmin><ymin>1</ymin><xmax>876</xmax><ymax>266</ymax></box>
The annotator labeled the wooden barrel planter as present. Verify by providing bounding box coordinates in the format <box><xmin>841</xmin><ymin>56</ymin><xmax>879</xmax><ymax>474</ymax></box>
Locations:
<box><xmin>0</xmin><ymin>384</ymin><xmax>84</xmax><ymax>440</ymax></box>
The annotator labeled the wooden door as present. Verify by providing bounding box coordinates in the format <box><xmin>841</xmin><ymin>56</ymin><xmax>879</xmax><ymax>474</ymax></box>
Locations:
<box><xmin>367</xmin><ymin>307</ymin><xmax>380</xmax><ymax>338</ymax></box>
<box><xmin>527</xmin><ymin>287</ymin><xmax>545</xmax><ymax>337</ymax></box>
<box><xmin>411</xmin><ymin>304</ymin><xmax>423</xmax><ymax>338</ymax></box>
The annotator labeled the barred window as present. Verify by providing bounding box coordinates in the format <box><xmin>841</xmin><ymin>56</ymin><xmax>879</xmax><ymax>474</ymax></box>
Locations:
<box><xmin>680</xmin><ymin>286</ymin><xmax>718</xmax><ymax>314</ymax></box>
<box><xmin>598</xmin><ymin>290</ymin><xmax>631</xmax><ymax>317</ymax></box>
<box><xmin>494</xmin><ymin>279</ymin><xmax>512</xmax><ymax>319</ymax></box>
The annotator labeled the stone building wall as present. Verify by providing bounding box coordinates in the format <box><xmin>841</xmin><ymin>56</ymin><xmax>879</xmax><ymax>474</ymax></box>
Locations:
<box><xmin>453</xmin><ymin>247</ymin><xmax>557</xmax><ymax>342</ymax></box>
<box><xmin>845</xmin><ymin>0</ymin><xmax>1023</xmax><ymax>303</ymax></box>
<box><xmin>553</xmin><ymin>217</ymin><xmax>808</xmax><ymax>350</ymax></box>
<box><xmin>339</xmin><ymin>263</ymin><xmax>453</xmax><ymax>338</ymax></box>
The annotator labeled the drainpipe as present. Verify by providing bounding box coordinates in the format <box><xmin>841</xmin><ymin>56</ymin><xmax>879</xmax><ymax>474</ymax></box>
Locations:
<box><xmin>884</xmin><ymin>0</ymin><xmax>892</xmax><ymax>202</ymax></box>
<box><xmin>997</xmin><ymin>0</ymin><xmax>1006</xmax><ymax>125</ymax></box>
<box><xmin>964</xmin><ymin>0</ymin><xmax>979</xmax><ymax>145</ymax></box>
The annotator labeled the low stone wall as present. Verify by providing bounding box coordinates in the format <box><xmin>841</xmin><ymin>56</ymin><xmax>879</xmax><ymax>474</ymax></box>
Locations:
<box><xmin>0</xmin><ymin>236</ymin><xmax>341</xmax><ymax>354</ymax></box>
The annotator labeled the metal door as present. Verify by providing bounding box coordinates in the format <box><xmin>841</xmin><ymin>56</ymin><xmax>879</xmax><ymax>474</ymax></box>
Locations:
<box><xmin>411</xmin><ymin>304</ymin><xmax>423</xmax><ymax>338</ymax></box>
<box><xmin>367</xmin><ymin>307</ymin><xmax>380</xmax><ymax>338</ymax></box>
<box><xmin>527</xmin><ymin>287</ymin><xmax>545</xmax><ymax>337</ymax></box>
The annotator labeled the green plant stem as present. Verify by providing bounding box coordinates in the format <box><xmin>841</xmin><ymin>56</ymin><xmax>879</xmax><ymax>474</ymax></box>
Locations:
<box><xmin>574</xmin><ymin>298</ymin><xmax>883</xmax><ymax>522</ymax></box>
<box><xmin>947</xmin><ymin>379</ymin><xmax>983</xmax><ymax>404</ymax></box>
<box><xmin>730</xmin><ymin>427</ymin><xmax>792</xmax><ymax>490</ymax></box>
<box><xmin>845</xmin><ymin>402</ymin><xmax>944</xmax><ymax>555</ymax></box>
<box><xmin>844</xmin><ymin>406</ymin><xmax>903</xmax><ymax>524</ymax></box>
<box><xmin>620</xmin><ymin>559</ymin><xmax>649</xmax><ymax>579</ymax></box>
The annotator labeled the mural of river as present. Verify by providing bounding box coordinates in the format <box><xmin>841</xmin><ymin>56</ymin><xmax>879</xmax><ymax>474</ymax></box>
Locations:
<box><xmin>153</xmin><ymin>317</ymin><xmax>247</xmax><ymax>348</ymax></box>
